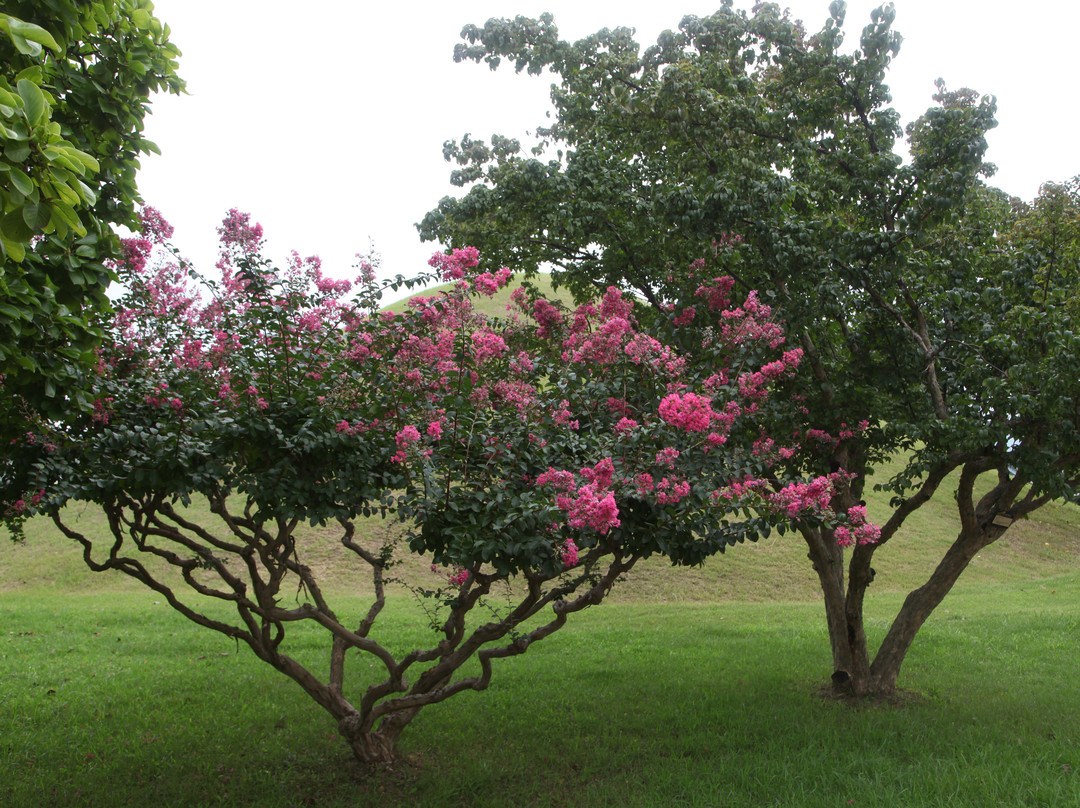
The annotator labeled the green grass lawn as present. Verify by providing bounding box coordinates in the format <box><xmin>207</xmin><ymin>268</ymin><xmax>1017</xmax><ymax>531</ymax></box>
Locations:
<box><xmin>1</xmin><ymin>583</ymin><xmax>1077</xmax><ymax>807</ymax></box>
<box><xmin>2</xmin><ymin>461</ymin><xmax>1079</xmax><ymax>806</ymax></box>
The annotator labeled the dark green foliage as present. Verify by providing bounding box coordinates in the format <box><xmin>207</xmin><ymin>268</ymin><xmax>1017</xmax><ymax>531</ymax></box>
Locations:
<box><xmin>0</xmin><ymin>1</ymin><xmax>183</xmax><ymax>444</ymax></box>
<box><xmin>421</xmin><ymin>1</ymin><xmax>1080</xmax><ymax>695</ymax></box>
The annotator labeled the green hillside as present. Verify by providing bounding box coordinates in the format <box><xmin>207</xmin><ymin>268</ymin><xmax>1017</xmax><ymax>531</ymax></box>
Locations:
<box><xmin>4</xmin><ymin>452</ymin><xmax>1077</xmax><ymax>602</ymax></box>
<box><xmin>382</xmin><ymin>272</ymin><xmax>568</xmax><ymax>319</ymax></box>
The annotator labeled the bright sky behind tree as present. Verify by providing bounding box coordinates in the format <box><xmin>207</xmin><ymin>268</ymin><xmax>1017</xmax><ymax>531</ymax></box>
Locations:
<box><xmin>138</xmin><ymin>0</ymin><xmax>1080</xmax><ymax>286</ymax></box>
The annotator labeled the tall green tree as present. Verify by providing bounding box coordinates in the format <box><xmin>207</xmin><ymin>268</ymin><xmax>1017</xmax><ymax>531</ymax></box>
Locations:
<box><xmin>0</xmin><ymin>0</ymin><xmax>183</xmax><ymax>444</ymax></box>
<box><xmin>420</xmin><ymin>1</ymin><xmax>1080</xmax><ymax>697</ymax></box>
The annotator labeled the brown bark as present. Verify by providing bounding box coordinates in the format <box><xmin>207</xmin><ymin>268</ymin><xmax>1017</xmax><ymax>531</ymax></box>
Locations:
<box><xmin>864</xmin><ymin>459</ymin><xmax>1049</xmax><ymax>696</ymax></box>
<box><xmin>802</xmin><ymin>524</ymin><xmax>866</xmax><ymax>687</ymax></box>
<box><xmin>339</xmin><ymin>710</ymin><xmax>419</xmax><ymax>766</ymax></box>
<box><xmin>867</xmin><ymin>524</ymin><xmax>992</xmax><ymax>695</ymax></box>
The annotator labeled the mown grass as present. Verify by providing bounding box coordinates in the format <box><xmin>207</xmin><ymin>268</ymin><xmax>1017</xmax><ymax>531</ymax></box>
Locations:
<box><xmin>1</xmin><ymin>581</ymin><xmax>1077</xmax><ymax>807</ymax></box>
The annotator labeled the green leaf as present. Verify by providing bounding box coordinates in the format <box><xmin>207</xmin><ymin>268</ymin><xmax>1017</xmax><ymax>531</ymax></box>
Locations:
<box><xmin>22</xmin><ymin>198</ymin><xmax>52</xmax><ymax>230</ymax></box>
<box><xmin>16</xmin><ymin>79</ymin><xmax>47</xmax><ymax>127</ymax></box>
<box><xmin>5</xmin><ymin>140</ymin><xmax>31</xmax><ymax>163</ymax></box>
<box><xmin>7</xmin><ymin>33</ymin><xmax>41</xmax><ymax>57</ymax></box>
<box><xmin>49</xmin><ymin>201</ymin><xmax>85</xmax><ymax>235</ymax></box>
<box><xmin>0</xmin><ymin>232</ymin><xmax>25</xmax><ymax>262</ymax></box>
<box><xmin>9</xmin><ymin>167</ymin><xmax>33</xmax><ymax>196</ymax></box>
<box><xmin>2</xmin><ymin>16</ymin><xmax>61</xmax><ymax>54</ymax></box>
<box><xmin>1</xmin><ymin>209</ymin><xmax>34</xmax><ymax>242</ymax></box>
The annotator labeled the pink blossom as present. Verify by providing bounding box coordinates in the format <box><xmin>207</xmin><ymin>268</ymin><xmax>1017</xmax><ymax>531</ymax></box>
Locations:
<box><xmin>752</xmin><ymin>436</ymin><xmax>776</xmax><ymax>457</ymax></box>
<box><xmin>715</xmin><ymin>478</ymin><xmax>767</xmax><ymax>501</ymax></box>
<box><xmin>396</xmin><ymin>425</ymin><xmax>421</xmax><ymax>448</ymax></box>
<box><xmin>448</xmin><ymin>567</ymin><xmax>470</xmax><ymax>586</ymax></box>
<box><xmin>117</xmin><ymin>236</ymin><xmax>152</xmax><ymax>273</ymax></box>
<box><xmin>432</xmin><ymin>565</ymin><xmax>470</xmax><ymax>586</ymax></box>
<box><xmin>175</xmin><ymin>339</ymin><xmax>208</xmax><ymax>370</ymax></box>
<box><xmin>92</xmin><ymin>398</ymin><xmax>114</xmax><ymax>424</ymax></box>
<box><xmin>138</xmin><ymin>206</ymin><xmax>174</xmax><ymax>242</ymax></box>
<box><xmin>474</xmin><ymin>273</ymin><xmax>500</xmax><ymax>296</ymax></box>
<box><xmin>565</xmin><ymin>484</ymin><xmax>621</xmax><ymax>534</ymax></box>
<box><xmin>656</xmin><ymin>477</ymin><xmax>691</xmax><ymax>505</ymax></box>
<box><xmin>535</xmin><ymin>468</ymin><xmax>576</xmax><ymax>491</ymax></box>
<box><xmin>553</xmin><ymin>400</ymin><xmax>579</xmax><ymax>430</ymax></box>
<box><xmin>768</xmin><ymin>476</ymin><xmax>835</xmax><ymax>518</ymax></box>
<box><xmin>694</xmin><ymin>275</ymin><xmax>735</xmax><ymax>311</ymax></box>
<box><xmin>428</xmin><ymin>246</ymin><xmax>480</xmax><ymax>281</ymax></box>
<box><xmin>216</xmin><ymin>209</ymin><xmax>264</xmax><ymax>266</ymax></box>
<box><xmin>673</xmin><ymin>306</ymin><xmax>696</xmax><ymax>326</ymax></box>
<box><xmin>580</xmin><ymin>457</ymin><xmax>615</xmax><ymax>489</ymax></box>
<box><xmin>599</xmin><ymin>286</ymin><xmax>633</xmax><ymax>320</ymax></box>
<box><xmin>532</xmin><ymin>298</ymin><xmax>563</xmax><ymax>337</ymax></box>
<box><xmin>472</xmin><ymin>330</ymin><xmax>508</xmax><ymax>362</ymax></box>
<box><xmin>658</xmin><ymin>392</ymin><xmax>714</xmax><ymax>432</ymax></box>
<box><xmin>560</xmin><ymin>538</ymin><xmax>579</xmax><ymax>567</ymax></box>
<box><xmin>655</xmin><ymin>447</ymin><xmax>680</xmax><ymax>469</ymax></box>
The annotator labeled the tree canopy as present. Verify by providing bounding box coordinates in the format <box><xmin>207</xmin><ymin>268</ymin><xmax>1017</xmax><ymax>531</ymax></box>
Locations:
<box><xmin>0</xmin><ymin>0</ymin><xmax>183</xmax><ymax>441</ymax></box>
<box><xmin>420</xmin><ymin>0</ymin><xmax>1080</xmax><ymax>696</ymax></box>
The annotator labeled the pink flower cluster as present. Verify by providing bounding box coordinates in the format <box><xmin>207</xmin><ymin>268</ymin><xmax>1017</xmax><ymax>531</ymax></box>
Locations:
<box><xmin>561</xmin><ymin>484</ymin><xmax>620</xmax><ymax>534</ymax></box>
<box><xmin>768</xmin><ymin>476</ymin><xmax>835</xmax><ymax>519</ymax></box>
<box><xmin>472</xmin><ymin>330</ymin><xmax>508</xmax><ymax>363</ymax></box>
<box><xmin>673</xmin><ymin>306</ymin><xmax>696</xmax><ymax>326</ymax></box>
<box><xmin>655</xmin><ymin>477</ymin><xmax>691</xmax><ymax>505</ymax></box>
<box><xmin>532</xmin><ymin>298</ymin><xmax>563</xmax><ymax>337</ymax></box>
<box><xmin>720</xmin><ymin>291</ymin><xmax>786</xmax><ymax>349</ymax></box>
<box><xmin>138</xmin><ymin>206</ymin><xmax>174</xmax><ymax>242</ymax></box>
<box><xmin>473</xmin><ymin>267</ymin><xmax>513</xmax><ymax>296</ymax></box>
<box><xmin>561</xmin><ymin>288</ymin><xmax>637</xmax><ymax>365</ymax></box>
<box><xmin>216</xmin><ymin>208</ymin><xmax>264</xmax><ymax>267</ymax></box>
<box><xmin>694</xmin><ymin>275</ymin><xmax>735</xmax><ymax>311</ymax></box>
<box><xmin>658</xmin><ymin>392</ymin><xmax>714</xmax><ymax>432</ymax></box>
<box><xmin>736</xmin><ymin>349</ymin><xmax>802</xmax><ymax>401</ymax></box>
<box><xmin>432</xmin><ymin>564</ymin><xmax>470</xmax><ymax>586</ymax></box>
<box><xmin>428</xmin><ymin>246</ymin><xmax>480</xmax><ymax>281</ymax></box>
<box><xmin>834</xmin><ymin>505</ymin><xmax>882</xmax><ymax>548</ymax></box>
<box><xmin>538</xmin><ymin>459</ymin><xmax>622</xmax><ymax>535</ymax></box>
<box><xmin>560</xmin><ymin>538</ymin><xmax>579</xmax><ymax>567</ymax></box>
<box><xmin>392</xmin><ymin>425</ymin><xmax>422</xmax><ymax>464</ymax></box>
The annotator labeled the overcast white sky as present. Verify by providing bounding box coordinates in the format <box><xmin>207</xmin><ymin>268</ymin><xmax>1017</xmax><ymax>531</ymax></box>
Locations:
<box><xmin>138</xmin><ymin>1</ymin><xmax>1080</xmax><ymax>286</ymax></box>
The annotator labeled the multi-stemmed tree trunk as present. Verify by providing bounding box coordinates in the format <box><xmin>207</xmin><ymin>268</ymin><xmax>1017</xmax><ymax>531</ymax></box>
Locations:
<box><xmin>51</xmin><ymin>494</ymin><xmax>639</xmax><ymax>765</ymax></box>
<box><xmin>807</xmin><ymin>454</ymin><xmax>1065</xmax><ymax>698</ymax></box>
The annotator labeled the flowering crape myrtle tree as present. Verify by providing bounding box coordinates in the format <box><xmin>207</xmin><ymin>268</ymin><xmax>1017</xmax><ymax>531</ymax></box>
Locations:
<box><xmin>2</xmin><ymin>208</ymin><xmax>875</xmax><ymax>764</ymax></box>
<box><xmin>420</xmin><ymin>2</ymin><xmax>1080</xmax><ymax>698</ymax></box>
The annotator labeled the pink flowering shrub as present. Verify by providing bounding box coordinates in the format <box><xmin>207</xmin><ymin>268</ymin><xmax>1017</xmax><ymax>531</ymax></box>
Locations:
<box><xmin>3</xmin><ymin>213</ymin><xmax>875</xmax><ymax>765</ymax></box>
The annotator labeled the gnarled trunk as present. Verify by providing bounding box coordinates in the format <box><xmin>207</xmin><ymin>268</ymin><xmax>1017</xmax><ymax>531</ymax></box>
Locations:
<box><xmin>339</xmin><ymin>710</ymin><xmax>419</xmax><ymax>765</ymax></box>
